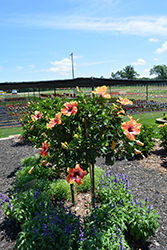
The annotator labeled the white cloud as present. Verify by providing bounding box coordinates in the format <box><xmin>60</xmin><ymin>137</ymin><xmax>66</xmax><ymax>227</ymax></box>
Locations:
<box><xmin>154</xmin><ymin>58</ymin><xmax>158</xmax><ymax>61</ymax></box>
<box><xmin>140</xmin><ymin>69</ymin><xmax>155</xmax><ymax>78</ymax></box>
<box><xmin>48</xmin><ymin>58</ymin><xmax>73</xmax><ymax>76</ymax></box>
<box><xmin>132</xmin><ymin>58</ymin><xmax>146</xmax><ymax>66</ymax></box>
<box><xmin>15</xmin><ymin>66</ymin><xmax>23</xmax><ymax>70</ymax></box>
<box><xmin>28</xmin><ymin>64</ymin><xmax>35</xmax><ymax>68</ymax></box>
<box><xmin>156</xmin><ymin>41</ymin><xmax>167</xmax><ymax>54</ymax></box>
<box><xmin>2</xmin><ymin>14</ymin><xmax>167</xmax><ymax>36</ymax></box>
<box><xmin>148</xmin><ymin>38</ymin><xmax>159</xmax><ymax>42</ymax></box>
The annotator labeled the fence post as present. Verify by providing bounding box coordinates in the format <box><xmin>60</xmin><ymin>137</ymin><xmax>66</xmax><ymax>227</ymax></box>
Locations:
<box><xmin>146</xmin><ymin>84</ymin><xmax>148</xmax><ymax>101</ymax></box>
<box><xmin>39</xmin><ymin>88</ymin><xmax>40</xmax><ymax>99</ymax></box>
<box><xmin>91</xmin><ymin>77</ymin><xmax>94</xmax><ymax>91</ymax></box>
<box><xmin>33</xmin><ymin>89</ymin><xmax>35</xmax><ymax>101</ymax></box>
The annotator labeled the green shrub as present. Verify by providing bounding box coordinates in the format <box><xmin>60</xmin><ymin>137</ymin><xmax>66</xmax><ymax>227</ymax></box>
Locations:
<box><xmin>158</xmin><ymin>123</ymin><xmax>167</xmax><ymax>150</ymax></box>
<box><xmin>14</xmin><ymin>155</ymin><xmax>53</xmax><ymax>191</ymax></box>
<box><xmin>163</xmin><ymin>114</ymin><xmax>167</xmax><ymax>120</ymax></box>
<box><xmin>49</xmin><ymin>179</ymin><xmax>71</xmax><ymax>200</ymax></box>
<box><xmin>135</xmin><ymin>124</ymin><xmax>156</xmax><ymax>156</ymax></box>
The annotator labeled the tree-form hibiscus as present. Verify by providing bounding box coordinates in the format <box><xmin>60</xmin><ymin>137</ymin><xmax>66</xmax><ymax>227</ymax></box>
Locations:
<box><xmin>121</xmin><ymin>116</ymin><xmax>141</xmax><ymax>140</ymax></box>
<box><xmin>47</xmin><ymin>112</ymin><xmax>61</xmax><ymax>129</ymax></box>
<box><xmin>66</xmin><ymin>164</ymin><xmax>87</xmax><ymax>186</ymax></box>
<box><xmin>61</xmin><ymin>101</ymin><xmax>78</xmax><ymax>116</ymax></box>
<box><xmin>39</xmin><ymin>141</ymin><xmax>49</xmax><ymax>157</ymax></box>
<box><xmin>31</xmin><ymin>111</ymin><xmax>42</xmax><ymax>121</ymax></box>
<box><xmin>92</xmin><ymin>85</ymin><xmax>110</xmax><ymax>98</ymax></box>
<box><xmin>117</xmin><ymin>96</ymin><xmax>133</xmax><ymax>105</ymax></box>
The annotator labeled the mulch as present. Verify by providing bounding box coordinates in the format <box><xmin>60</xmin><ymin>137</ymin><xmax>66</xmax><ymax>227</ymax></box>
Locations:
<box><xmin>0</xmin><ymin>136</ymin><xmax>167</xmax><ymax>250</ymax></box>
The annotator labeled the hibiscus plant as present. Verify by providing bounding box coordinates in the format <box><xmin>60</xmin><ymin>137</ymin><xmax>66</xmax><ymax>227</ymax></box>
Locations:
<box><xmin>21</xmin><ymin>86</ymin><xmax>143</xmax><ymax>205</ymax></box>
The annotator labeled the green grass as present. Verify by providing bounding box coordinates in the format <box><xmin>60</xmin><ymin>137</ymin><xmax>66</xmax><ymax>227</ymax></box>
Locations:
<box><xmin>0</xmin><ymin>126</ymin><xmax>22</xmax><ymax>139</ymax></box>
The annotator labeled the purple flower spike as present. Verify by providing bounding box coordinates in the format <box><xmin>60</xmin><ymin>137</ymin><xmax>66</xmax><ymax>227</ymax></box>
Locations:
<box><xmin>0</xmin><ymin>193</ymin><xmax>6</xmax><ymax>203</ymax></box>
<box><xmin>114</xmin><ymin>173</ymin><xmax>118</xmax><ymax>182</ymax></box>
<box><xmin>79</xmin><ymin>229</ymin><xmax>85</xmax><ymax>242</ymax></box>
<box><xmin>109</xmin><ymin>170</ymin><xmax>112</xmax><ymax>176</ymax></box>
<box><xmin>144</xmin><ymin>197</ymin><xmax>148</xmax><ymax>203</ymax></box>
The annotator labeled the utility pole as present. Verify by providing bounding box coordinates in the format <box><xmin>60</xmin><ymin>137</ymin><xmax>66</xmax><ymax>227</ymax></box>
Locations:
<box><xmin>70</xmin><ymin>53</ymin><xmax>74</xmax><ymax>79</ymax></box>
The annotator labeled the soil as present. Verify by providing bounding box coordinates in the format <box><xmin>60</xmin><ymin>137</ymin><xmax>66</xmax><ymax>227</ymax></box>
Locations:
<box><xmin>0</xmin><ymin>136</ymin><xmax>167</xmax><ymax>250</ymax></box>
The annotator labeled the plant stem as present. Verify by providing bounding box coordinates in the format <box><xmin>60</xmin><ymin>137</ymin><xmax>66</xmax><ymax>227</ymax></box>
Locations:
<box><xmin>70</xmin><ymin>183</ymin><xmax>75</xmax><ymax>206</ymax></box>
<box><xmin>84</xmin><ymin>117</ymin><xmax>95</xmax><ymax>207</ymax></box>
<box><xmin>92</xmin><ymin>162</ymin><xmax>95</xmax><ymax>207</ymax></box>
<box><xmin>89</xmin><ymin>162</ymin><xmax>95</xmax><ymax>207</ymax></box>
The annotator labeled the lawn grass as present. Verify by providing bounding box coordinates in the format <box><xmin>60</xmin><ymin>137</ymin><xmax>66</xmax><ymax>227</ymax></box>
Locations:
<box><xmin>0</xmin><ymin>126</ymin><xmax>22</xmax><ymax>139</ymax></box>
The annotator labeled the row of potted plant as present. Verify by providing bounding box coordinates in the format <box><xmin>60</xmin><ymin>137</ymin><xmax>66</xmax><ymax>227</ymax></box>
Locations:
<box><xmin>124</xmin><ymin>99</ymin><xmax>167</xmax><ymax>113</ymax></box>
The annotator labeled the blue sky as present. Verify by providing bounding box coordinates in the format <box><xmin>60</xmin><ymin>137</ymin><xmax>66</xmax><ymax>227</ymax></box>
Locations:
<box><xmin>0</xmin><ymin>0</ymin><xmax>167</xmax><ymax>82</ymax></box>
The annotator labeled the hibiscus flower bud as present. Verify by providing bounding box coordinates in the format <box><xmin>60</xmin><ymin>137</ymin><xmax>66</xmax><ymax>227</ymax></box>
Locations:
<box><xmin>40</xmin><ymin>160</ymin><xmax>47</xmax><ymax>166</ymax></box>
<box><xmin>76</xmin><ymin>86</ymin><xmax>79</xmax><ymax>92</ymax></box>
<box><xmin>28</xmin><ymin>167</ymin><xmax>34</xmax><ymax>174</ymax></box>
<box><xmin>136</xmin><ymin>140</ymin><xmax>144</xmax><ymax>146</ymax></box>
<box><xmin>61</xmin><ymin>142</ymin><xmax>67</xmax><ymax>149</ymax></box>
<box><xmin>42</xmin><ymin>132</ymin><xmax>46</xmax><ymax>137</ymax></box>
<box><xmin>111</xmin><ymin>140</ymin><xmax>116</xmax><ymax>150</ymax></box>
<box><xmin>30</xmin><ymin>125</ymin><xmax>34</xmax><ymax>131</ymax></box>
<box><xmin>134</xmin><ymin>149</ymin><xmax>141</xmax><ymax>155</ymax></box>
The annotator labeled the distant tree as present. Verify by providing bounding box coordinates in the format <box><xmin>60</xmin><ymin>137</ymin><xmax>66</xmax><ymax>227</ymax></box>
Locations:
<box><xmin>111</xmin><ymin>65</ymin><xmax>139</xmax><ymax>80</ymax></box>
<box><xmin>150</xmin><ymin>65</ymin><xmax>167</xmax><ymax>79</ymax></box>
<box><xmin>139</xmin><ymin>77</ymin><xmax>150</xmax><ymax>80</ymax></box>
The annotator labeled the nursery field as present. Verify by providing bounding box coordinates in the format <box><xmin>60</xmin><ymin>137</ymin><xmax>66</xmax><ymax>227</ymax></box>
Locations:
<box><xmin>2</xmin><ymin>83</ymin><xmax>167</xmax><ymax>102</ymax></box>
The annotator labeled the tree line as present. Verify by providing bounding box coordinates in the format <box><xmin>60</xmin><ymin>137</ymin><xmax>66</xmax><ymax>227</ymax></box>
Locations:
<box><xmin>110</xmin><ymin>64</ymin><xmax>167</xmax><ymax>80</ymax></box>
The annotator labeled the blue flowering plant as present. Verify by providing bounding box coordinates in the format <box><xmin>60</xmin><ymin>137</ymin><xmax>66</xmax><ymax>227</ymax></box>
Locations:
<box><xmin>98</xmin><ymin>171</ymin><xmax>159</xmax><ymax>244</ymax></box>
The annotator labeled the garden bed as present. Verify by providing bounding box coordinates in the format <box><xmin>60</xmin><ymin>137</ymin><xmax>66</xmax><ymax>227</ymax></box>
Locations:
<box><xmin>0</xmin><ymin>136</ymin><xmax>166</xmax><ymax>249</ymax></box>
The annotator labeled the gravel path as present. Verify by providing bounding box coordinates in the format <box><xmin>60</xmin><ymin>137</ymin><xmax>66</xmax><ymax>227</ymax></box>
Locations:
<box><xmin>0</xmin><ymin>136</ymin><xmax>167</xmax><ymax>250</ymax></box>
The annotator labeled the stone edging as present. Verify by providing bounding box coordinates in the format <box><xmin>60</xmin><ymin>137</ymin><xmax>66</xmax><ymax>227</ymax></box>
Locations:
<box><xmin>0</xmin><ymin>134</ymin><xmax>21</xmax><ymax>141</ymax></box>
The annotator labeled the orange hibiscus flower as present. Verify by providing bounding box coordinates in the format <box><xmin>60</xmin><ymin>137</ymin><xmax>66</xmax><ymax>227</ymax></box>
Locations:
<box><xmin>39</xmin><ymin>141</ymin><xmax>49</xmax><ymax>157</ymax></box>
<box><xmin>61</xmin><ymin>101</ymin><xmax>78</xmax><ymax>116</ymax></box>
<box><xmin>31</xmin><ymin>111</ymin><xmax>42</xmax><ymax>121</ymax></box>
<box><xmin>66</xmin><ymin>164</ymin><xmax>87</xmax><ymax>186</ymax></box>
<box><xmin>92</xmin><ymin>85</ymin><xmax>110</xmax><ymax>98</ymax></box>
<box><xmin>121</xmin><ymin>117</ymin><xmax>141</xmax><ymax>140</ymax></box>
<box><xmin>117</xmin><ymin>97</ymin><xmax>133</xmax><ymax>105</ymax></box>
<box><xmin>47</xmin><ymin>112</ymin><xmax>62</xmax><ymax>129</ymax></box>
